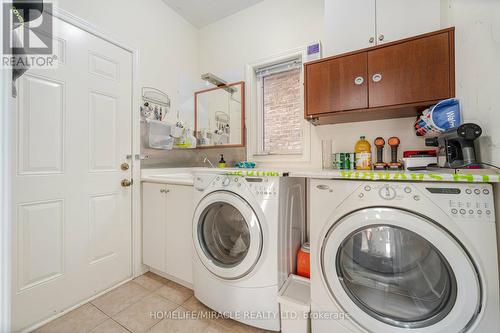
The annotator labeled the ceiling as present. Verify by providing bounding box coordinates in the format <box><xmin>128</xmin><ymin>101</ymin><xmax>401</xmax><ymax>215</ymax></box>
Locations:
<box><xmin>162</xmin><ymin>0</ymin><xmax>265</xmax><ymax>28</ymax></box>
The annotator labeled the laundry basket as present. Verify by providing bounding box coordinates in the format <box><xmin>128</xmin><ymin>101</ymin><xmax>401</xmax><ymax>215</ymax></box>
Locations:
<box><xmin>278</xmin><ymin>275</ymin><xmax>311</xmax><ymax>333</ymax></box>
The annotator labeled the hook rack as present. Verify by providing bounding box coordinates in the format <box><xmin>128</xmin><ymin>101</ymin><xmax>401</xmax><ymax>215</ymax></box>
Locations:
<box><xmin>142</xmin><ymin>87</ymin><xmax>171</xmax><ymax>108</ymax></box>
<box><xmin>141</xmin><ymin>87</ymin><xmax>171</xmax><ymax>121</ymax></box>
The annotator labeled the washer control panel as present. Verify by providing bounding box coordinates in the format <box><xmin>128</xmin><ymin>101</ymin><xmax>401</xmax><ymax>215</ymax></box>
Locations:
<box><xmin>198</xmin><ymin>175</ymin><xmax>279</xmax><ymax>199</ymax></box>
<box><xmin>246</xmin><ymin>177</ymin><xmax>278</xmax><ymax>198</ymax></box>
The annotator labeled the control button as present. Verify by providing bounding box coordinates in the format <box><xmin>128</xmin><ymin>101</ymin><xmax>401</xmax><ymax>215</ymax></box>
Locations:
<box><xmin>237</xmin><ymin>183</ymin><xmax>242</xmax><ymax>187</ymax></box>
<box><xmin>465</xmin><ymin>189</ymin><xmax>472</xmax><ymax>194</ymax></box>
<box><xmin>474</xmin><ymin>189</ymin><xmax>481</xmax><ymax>195</ymax></box>
<box><xmin>477</xmin><ymin>210</ymin><xmax>483</xmax><ymax>215</ymax></box>
<box><xmin>486</xmin><ymin>210</ymin><xmax>492</xmax><ymax>215</ymax></box>
<box><xmin>216</xmin><ymin>177</ymin><xmax>220</xmax><ymax>181</ymax></box>
<box><xmin>222</xmin><ymin>177</ymin><xmax>231</xmax><ymax>187</ymax></box>
<box><xmin>483</xmin><ymin>189</ymin><xmax>490</xmax><ymax>195</ymax></box>
<box><xmin>234</xmin><ymin>178</ymin><xmax>239</xmax><ymax>182</ymax></box>
<box><xmin>460</xmin><ymin>209</ymin><xmax>466</xmax><ymax>215</ymax></box>
<box><xmin>451</xmin><ymin>209</ymin><xmax>458</xmax><ymax>214</ymax></box>
<box><xmin>359</xmin><ymin>193</ymin><xmax>364</xmax><ymax>198</ymax></box>
<box><xmin>413</xmin><ymin>195</ymin><xmax>420</xmax><ymax>201</ymax></box>
<box><xmin>379</xmin><ymin>186</ymin><xmax>397</xmax><ymax>200</ymax></box>
<box><xmin>404</xmin><ymin>187</ymin><xmax>412</xmax><ymax>193</ymax></box>
<box><xmin>364</xmin><ymin>185</ymin><xmax>371</xmax><ymax>191</ymax></box>
<box><xmin>469</xmin><ymin>209</ymin><xmax>474</xmax><ymax>215</ymax></box>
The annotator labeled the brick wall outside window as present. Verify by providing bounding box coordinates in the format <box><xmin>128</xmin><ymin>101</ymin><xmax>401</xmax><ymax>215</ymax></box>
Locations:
<box><xmin>263</xmin><ymin>68</ymin><xmax>302</xmax><ymax>154</ymax></box>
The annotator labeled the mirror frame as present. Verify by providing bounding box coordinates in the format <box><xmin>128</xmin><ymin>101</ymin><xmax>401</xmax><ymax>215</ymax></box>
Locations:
<box><xmin>194</xmin><ymin>81</ymin><xmax>246</xmax><ymax>149</ymax></box>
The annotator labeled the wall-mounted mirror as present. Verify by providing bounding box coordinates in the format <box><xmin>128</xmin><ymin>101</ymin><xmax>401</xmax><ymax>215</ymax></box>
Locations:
<box><xmin>195</xmin><ymin>82</ymin><xmax>245</xmax><ymax>148</ymax></box>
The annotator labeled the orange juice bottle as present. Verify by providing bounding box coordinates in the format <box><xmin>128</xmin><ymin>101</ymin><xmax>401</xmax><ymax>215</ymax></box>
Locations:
<box><xmin>355</xmin><ymin>136</ymin><xmax>372</xmax><ymax>170</ymax></box>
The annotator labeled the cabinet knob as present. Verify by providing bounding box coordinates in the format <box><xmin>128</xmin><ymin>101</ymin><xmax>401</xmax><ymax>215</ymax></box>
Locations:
<box><xmin>369</xmin><ymin>37</ymin><xmax>375</xmax><ymax>44</ymax></box>
<box><xmin>354</xmin><ymin>76</ymin><xmax>364</xmax><ymax>85</ymax></box>
<box><xmin>378</xmin><ymin>34</ymin><xmax>385</xmax><ymax>41</ymax></box>
<box><xmin>372</xmin><ymin>73</ymin><xmax>383</xmax><ymax>83</ymax></box>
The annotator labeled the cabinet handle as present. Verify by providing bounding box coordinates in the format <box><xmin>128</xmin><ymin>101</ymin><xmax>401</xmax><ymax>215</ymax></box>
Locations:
<box><xmin>354</xmin><ymin>76</ymin><xmax>364</xmax><ymax>85</ymax></box>
<box><xmin>369</xmin><ymin>37</ymin><xmax>375</xmax><ymax>44</ymax></box>
<box><xmin>160</xmin><ymin>189</ymin><xmax>167</xmax><ymax>193</ymax></box>
<box><xmin>378</xmin><ymin>34</ymin><xmax>385</xmax><ymax>42</ymax></box>
<box><xmin>372</xmin><ymin>73</ymin><xmax>382</xmax><ymax>83</ymax></box>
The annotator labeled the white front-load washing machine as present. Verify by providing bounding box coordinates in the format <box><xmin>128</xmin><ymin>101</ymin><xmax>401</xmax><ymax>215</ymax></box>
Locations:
<box><xmin>192</xmin><ymin>173</ymin><xmax>305</xmax><ymax>331</ymax></box>
<box><xmin>309</xmin><ymin>179</ymin><xmax>499</xmax><ymax>333</ymax></box>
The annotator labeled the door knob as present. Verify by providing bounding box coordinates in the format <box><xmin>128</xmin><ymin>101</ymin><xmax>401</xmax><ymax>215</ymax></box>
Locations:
<box><xmin>369</xmin><ymin>37</ymin><xmax>375</xmax><ymax>44</ymax></box>
<box><xmin>121</xmin><ymin>179</ymin><xmax>132</xmax><ymax>187</ymax></box>
<box><xmin>378</xmin><ymin>34</ymin><xmax>385</xmax><ymax>41</ymax></box>
<box><xmin>121</xmin><ymin>163</ymin><xmax>130</xmax><ymax>171</ymax></box>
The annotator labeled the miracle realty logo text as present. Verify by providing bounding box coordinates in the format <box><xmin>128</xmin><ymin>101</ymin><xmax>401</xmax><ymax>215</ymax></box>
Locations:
<box><xmin>2</xmin><ymin>1</ymin><xmax>56</xmax><ymax>68</ymax></box>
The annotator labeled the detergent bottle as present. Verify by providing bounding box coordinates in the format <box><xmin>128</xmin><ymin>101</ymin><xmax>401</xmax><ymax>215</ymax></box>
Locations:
<box><xmin>355</xmin><ymin>136</ymin><xmax>372</xmax><ymax>170</ymax></box>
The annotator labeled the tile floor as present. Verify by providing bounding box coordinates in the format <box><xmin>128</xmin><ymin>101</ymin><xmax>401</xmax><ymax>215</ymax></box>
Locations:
<box><xmin>33</xmin><ymin>272</ymin><xmax>273</xmax><ymax>333</ymax></box>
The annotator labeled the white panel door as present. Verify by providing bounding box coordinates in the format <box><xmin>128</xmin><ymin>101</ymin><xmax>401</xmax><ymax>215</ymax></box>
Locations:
<box><xmin>165</xmin><ymin>184</ymin><xmax>193</xmax><ymax>285</ymax></box>
<box><xmin>323</xmin><ymin>0</ymin><xmax>376</xmax><ymax>56</ymax></box>
<box><xmin>376</xmin><ymin>0</ymin><xmax>441</xmax><ymax>44</ymax></box>
<box><xmin>11</xmin><ymin>15</ymin><xmax>133</xmax><ymax>332</ymax></box>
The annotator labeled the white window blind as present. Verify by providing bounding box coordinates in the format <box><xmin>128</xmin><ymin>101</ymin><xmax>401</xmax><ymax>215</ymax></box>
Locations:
<box><xmin>256</xmin><ymin>58</ymin><xmax>303</xmax><ymax>155</ymax></box>
<box><xmin>255</xmin><ymin>57</ymin><xmax>302</xmax><ymax>78</ymax></box>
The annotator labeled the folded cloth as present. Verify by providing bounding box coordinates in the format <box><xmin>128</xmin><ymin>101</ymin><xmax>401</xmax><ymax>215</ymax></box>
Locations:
<box><xmin>234</xmin><ymin>161</ymin><xmax>256</xmax><ymax>169</ymax></box>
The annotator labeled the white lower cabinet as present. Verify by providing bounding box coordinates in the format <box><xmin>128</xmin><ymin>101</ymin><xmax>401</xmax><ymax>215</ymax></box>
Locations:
<box><xmin>142</xmin><ymin>182</ymin><xmax>194</xmax><ymax>285</ymax></box>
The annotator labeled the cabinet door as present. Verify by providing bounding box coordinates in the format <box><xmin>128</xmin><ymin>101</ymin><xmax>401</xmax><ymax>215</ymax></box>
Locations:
<box><xmin>142</xmin><ymin>183</ymin><xmax>167</xmax><ymax>272</ymax></box>
<box><xmin>368</xmin><ymin>32</ymin><xmax>452</xmax><ymax>108</ymax></box>
<box><xmin>376</xmin><ymin>0</ymin><xmax>441</xmax><ymax>44</ymax></box>
<box><xmin>324</xmin><ymin>0</ymin><xmax>376</xmax><ymax>55</ymax></box>
<box><xmin>165</xmin><ymin>184</ymin><xmax>194</xmax><ymax>284</ymax></box>
<box><xmin>306</xmin><ymin>53</ymin><xmax>368</xmax><ymax>116</ymax></box>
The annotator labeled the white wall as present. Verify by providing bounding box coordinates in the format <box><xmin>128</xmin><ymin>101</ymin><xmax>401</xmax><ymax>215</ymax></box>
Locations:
<box><xmin>56</xmin><ymin>0</ymin><xmax>199</xmax><ymax>128</ymax></box>
<box><xmin>440</xmin><ymin>0</ymin><xmax>500</xmax><ymax>279</ymax></box>
<box><xmin>199</xmin><ymin>0</ymin><xmax>428</xmax><ymax>168</ymax></box>
<box><xmin>199</xmin><ymin>0</ymin><xmax>325</xmax><ymax>83</ymax></box>
<box><xmin>441</xmin><ymin>0</ymin><xmax>500</xmax><ymax>166</ymax></box>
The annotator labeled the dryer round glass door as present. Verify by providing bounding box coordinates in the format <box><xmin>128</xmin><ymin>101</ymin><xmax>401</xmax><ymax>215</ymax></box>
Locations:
<box><xmin>338</xmin><ymin>226</ymin><xmax>456</xmax><ymax>327</ymax></box>
<box><xmin>321</xmin><ymin>208</ymin><xmax>481</xmax><ymax>333</ymax></box>
<box><xmin>193</xmin><ymin>192</ymin><xmax>263</xmax><ymax>280</ymax></box>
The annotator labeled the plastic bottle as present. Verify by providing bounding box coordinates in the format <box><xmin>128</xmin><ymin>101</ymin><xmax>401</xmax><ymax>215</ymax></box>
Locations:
<box><xmin>355</xmin><ymin>136</ymin><xmax>372</xmax><ymax>170</ymax></box>
<box><xmin>218</xmin><ymin>154</ymin><xmax>226</xmax><ymax>168</ymax></box>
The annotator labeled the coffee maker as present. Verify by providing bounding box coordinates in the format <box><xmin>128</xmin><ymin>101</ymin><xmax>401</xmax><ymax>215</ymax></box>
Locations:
<box><xmin>425</xmin><ymin>123</ymin><xmax>482</xmax><ymax>168</ymax></box>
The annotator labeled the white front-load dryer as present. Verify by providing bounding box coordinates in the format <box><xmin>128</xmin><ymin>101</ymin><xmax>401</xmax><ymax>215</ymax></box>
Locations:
<box><xmin>309</xmin><ymin>179</ymin><xmax>499</xmax><ymax>333</ymax></box>
<box><xmin>192</xmin><ymin>173</ymin><xmax>305</xmax><ymax>331</ymax></box>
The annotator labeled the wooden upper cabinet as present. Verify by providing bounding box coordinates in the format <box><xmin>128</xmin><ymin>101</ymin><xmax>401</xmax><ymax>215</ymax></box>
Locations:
<box><xmin>305</xmin><ymin>53</ymin><xmax>368</xmax><ymax>116</ymax></box>
<box><xmin>304</xmin><ymin>27</ymin><xmax>455</xmax><ymax>124</ymax></box>
<box><xmin>368</xmin><ymin>31</ymin><xmax>452</xmax><ymax>108</ymax></box>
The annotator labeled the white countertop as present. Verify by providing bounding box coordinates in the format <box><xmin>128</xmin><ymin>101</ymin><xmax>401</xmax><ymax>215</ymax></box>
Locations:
<box><xmin>141</xmin><ymin>167</ymin><xmax>500</xmax><ymax>184</ymax></box>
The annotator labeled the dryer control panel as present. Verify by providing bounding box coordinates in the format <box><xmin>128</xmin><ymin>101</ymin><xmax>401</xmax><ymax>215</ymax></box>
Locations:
<box><xmin>356</xmin><ymin>182</ymin><xmax>495</xmax><ymax>222</ymax></box>
<box><xmin>439</xmin><ymin>185</ymin><xmax>494</xmax><ymax>219</ymax></box>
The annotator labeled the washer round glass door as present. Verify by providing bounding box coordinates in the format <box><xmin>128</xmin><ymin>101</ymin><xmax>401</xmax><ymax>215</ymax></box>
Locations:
<box><xmin>321</xmin><ymin>208</ymin><xmax>481</xmax><ymax>332</ymax></box>
<box><xmin>193</xmin><ymin>192</ymin><xmax>263</xmax><ymax>280</ymax></box>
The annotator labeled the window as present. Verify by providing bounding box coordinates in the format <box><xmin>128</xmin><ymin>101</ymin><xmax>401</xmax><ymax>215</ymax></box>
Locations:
<box><xmin>256</xmin><ymin>58</ymin><xmax>303</xmax><ymax>155</ymax></box>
